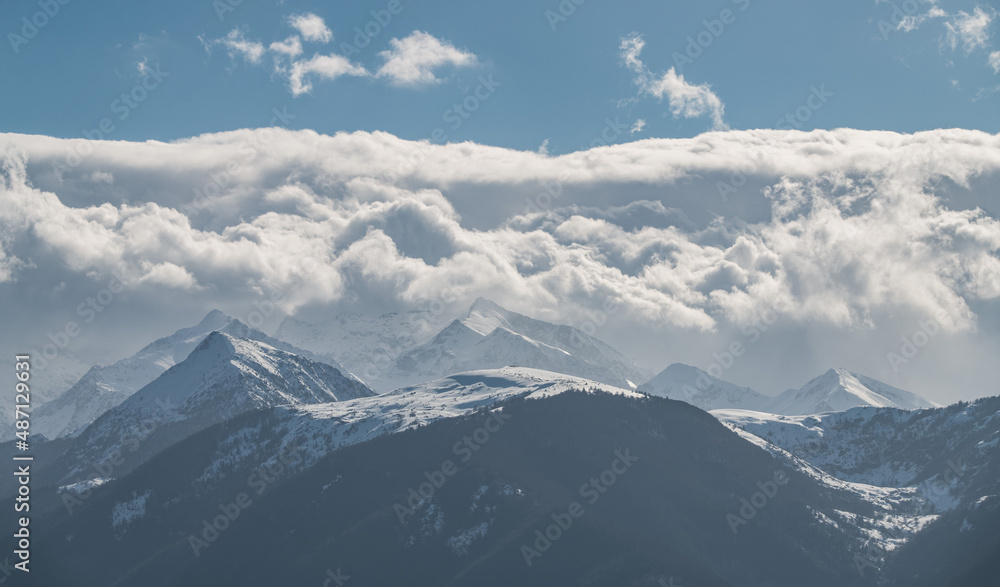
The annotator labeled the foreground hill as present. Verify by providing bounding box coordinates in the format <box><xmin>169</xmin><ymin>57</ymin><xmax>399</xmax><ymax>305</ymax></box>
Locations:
<box><xmin>22</xmin><ymin>391</ymin><xmax>883</xmax><ymax>587</ymax></box>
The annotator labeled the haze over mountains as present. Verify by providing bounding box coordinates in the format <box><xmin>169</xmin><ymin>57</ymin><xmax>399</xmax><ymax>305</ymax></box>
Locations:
<box><xmin>28</xmin><ymin>310</ymin><xmax>359</xmax><ymax>441</ymax></box>
<box><xmin>279</xmin><ymin>298</ymin><xmax>651</xmax><ymax>392</ymax></box>
<box><xmin>6</xmin><ymin>298</ymin><xmax>994</xmax><ymax>586</ymax></box>
<box><xmin>638</xmin><ymin>363</ymin><xmax>939</xmax><ymax>415</ymax></box>
<box><xmin>14</xmin><ymin>298</ymin><xmax>942</xmax><ymax>448</ymax></box>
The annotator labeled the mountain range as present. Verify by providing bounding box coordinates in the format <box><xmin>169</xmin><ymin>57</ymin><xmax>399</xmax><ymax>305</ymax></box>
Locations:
<box><xmin>639</xmin><ymin>364</ymin><xmax>939</xmax><ymax>415</ymax></box>
<box><xmin>26</xmin><ymin>311</ymin><xmax>359</xmax><ymax>441</ymax></box>
<box><xmin>3</xmin><ymin>299</ymin><xmax>994</xmax><ymax>586</ymax></box>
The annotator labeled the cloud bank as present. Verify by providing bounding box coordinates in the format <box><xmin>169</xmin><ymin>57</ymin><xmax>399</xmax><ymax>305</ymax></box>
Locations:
<box><xmin>1</xmin><ymin>127</ymin><xmax>999</xmax><ymax>401</ymax></box>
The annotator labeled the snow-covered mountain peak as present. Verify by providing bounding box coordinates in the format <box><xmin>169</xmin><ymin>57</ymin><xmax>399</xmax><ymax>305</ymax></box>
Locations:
<box><xmin>638</xmin><ymin>363</ymin><xmax>772</xmax><ymax>411</ymax></box>
<box><xmin>462</xmin><ymin>297</ymin><xmax>512</xmax><ymax>335</ymax></box>
<box><xmin>766</xmin><ymin>367</ymin><xmax>938</xmax><ymax>415</ymax></box>
<box><xmin>196</xmin><ymin>309</ymin><xmax>233</xmax><ymax>329</ymax></box>
<box><xmin>193</xmin><ymin>330</ymin><xmax>237</xmax><ymax>356</ymax></box>
<box><xmin>32</xmin><ymin>312</ymin><xmax>359</xmax><ymax>441</ymax></box>
<box><xmin>47</xmin><ymin>332</ymin><xmax>374</xmax><ymax>486</ymax></box>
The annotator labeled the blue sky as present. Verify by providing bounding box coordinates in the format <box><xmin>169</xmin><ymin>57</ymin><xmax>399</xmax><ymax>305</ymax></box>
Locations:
<box><xmin>3</xmin><ymin>0</ymin><xmax>999</xmax><ymax>153</ymax></box>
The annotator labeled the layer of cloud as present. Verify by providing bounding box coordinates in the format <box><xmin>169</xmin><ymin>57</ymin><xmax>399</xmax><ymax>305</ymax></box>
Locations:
<box><xmin>895</xmin><ymin>6</ymin><xmax>947</xmax><ymax>33</ymax></box>
<box><xmin>3</xmin><ymin>127</ymin><xmax>999</xmax><ymax>331</ymax></box>
<box><xmin>944</xmin><ymin>7</ymin><xmax>993</xmax><ymax>53</ymax></box>
<box><xmin>208</xmin><ymin>28</ymin><xmax>265</xmax><ymax>64</ymax></box>
<box><xmin>206</xmin><ymin>22</ymin><xmax>479</xmax><ymax>95</ymax></box>
<box><xmin>269</xmin><ymin>35</ymin><xmax>303</xmax><ymax>59</ymax></box>
<box><xmin>890</xmin><ymin>3</ymin><xmax>998</xmax><ymax>78</ymax></box>
<box><xmin>3</xmin><ymin>128</ymin><xmax>1000</xmax><ymax>401</ymax></box>
<box><xmin>288</xmin><ymin>54</ymin><xmax>369</xmax><ymax>96</ymax></box>
<box><xmin>375</xmin><ymin>31</ymin><xmax>478</xmax><ymax>86</ymax></box>
<box><xmin>288</xmin><ymin>13</ymin><xmax>333</xmax><ymax>44</ymax></box>
<box><xmin>620</xmin><ymin>33</ymin><xmax>727</xmax><ymax>130</ymax></box>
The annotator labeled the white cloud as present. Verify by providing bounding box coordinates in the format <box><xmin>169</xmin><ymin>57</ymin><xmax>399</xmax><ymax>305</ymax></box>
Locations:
<box><xmin>376</xmin><ymin>31</ymin><xmax>478</xmax><ymax>86</ymax></box>
<box><xmin>270</xmin><ymin>36</ymin><xmax>303</xmax><ymax>59</ymax></box>
<box><xmin>288</xmin><ymin>13</ymin><xmax>333</xmax><ymax>44</ymax></box>
<box><xmin>897</xmin><ymin>6</ymin><xmax>947</xmax><ymax>32</ymax></box>
<box><xmin>944</xmin><ymin>7</ymin><xmax>993</xmax><ymax>53</ymax></box>
<box><xmin>288</xmin><ymin>54</ymin><xmax>369</xmax><ymax>96</ymax></box>
<box><xmin>213</xmin><ymin>28</ymin><xmax>266</xmax><ymax>64</ymax></box>
<box><xmin>4</xmin><ymin>128</ymin><xmax>1000</xmax><ymax>402</ymax></box>
<box><xmin>206</xmin><ymin>27</ymin><xmax>480</xmax><ymax>95</ymax></box>
<box><xmin>630</xmin><ymin>119</ymin><xmax>646</xmax><ymax>134</ymax></box>
<box><xmin>3</xmin><ymin>127</ymin><xmax>1000</xmax><ymax>335</ymax></box>
<box><xmin>990</xmin><ymin>51</ymin><xmax>1000</xmax><ymax>74</ymax></box>
<box><xmin>620</xmin><ymin>33</ymin><xmax>727</xmax><ymax>130</ymax></box>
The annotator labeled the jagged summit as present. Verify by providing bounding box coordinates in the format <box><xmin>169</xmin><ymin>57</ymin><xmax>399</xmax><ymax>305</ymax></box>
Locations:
<box><xmin>462</xmin><ymin>297</ymin><xmax>513</xmax><ymax>335</ymax></box>
<box><xmin>375</xmin><ymin>299</ymin><xmax>650</xmax><ymax>392</ymax></box>
<box><xmin>31</xmin><ymin>311</ymin><xmax>357</xmax><ymax>440</ymax></box>
<box><xmin>192</xmin><ymin>329</ymin><xmax>237</xmax><ymax>355</ymax></box>
<box><xmin>765</xmin><ymin>367</ymin><xmax>938</xmax><ymax>415</ymax></box>
<box><xmin>197</xmin><ymin>309</ymin><xmax>233</xmax><ymax>328</ymax></box>
<box><xmin>638</xmin><ymin>363</ymin><xmax>771</xmax><ymax>411</ymax></box>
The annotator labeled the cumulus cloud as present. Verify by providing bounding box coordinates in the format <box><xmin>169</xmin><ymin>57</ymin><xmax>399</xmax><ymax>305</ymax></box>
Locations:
<box><xmin>288</xmin><ymin>54</ymin><xmax>369</xmax><ymax>96</ymax></box>
<box><xmin>288</xmin><ymin>13</ymin><xmax>333</xmax><ymax>44</ymax></box>
<box><xmin>620</xmin><ymin>33</ymin><xmax>727</xmax><ymax>130</ymax></box>
<box><xmin>376</xmin><ymin>31</ymin><xmax>478</xmax><ymax>86</ymax></box>
<box><xmin>944</xmin><ymin>7</ymin><xmax>993</xmax><ymax>53</ymax></box>
<box><xmin>210</xmin><ymin>28</ymin><xmax>265</xmax><ymax>64</ymax></box>
<box><xmin>269</xmin><ymin>36</ymin><xmax>303</xmax><ymax>59</ymax></box>
<box><xmin>207</xmin><ymin>26</ymin><xmax>478</xmax><ymax>94</ymax></box>
<box><xmin>207</xmin><ymin>25</ymin><xmax>369</xmax><ymax>96</ymax></box>
<box><xmin>990</xmin><ymin>50</ymin><xmax>1000</xmax><ymax>73</ymax></box>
